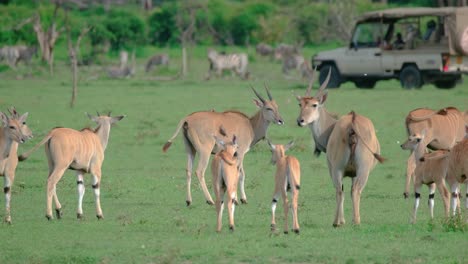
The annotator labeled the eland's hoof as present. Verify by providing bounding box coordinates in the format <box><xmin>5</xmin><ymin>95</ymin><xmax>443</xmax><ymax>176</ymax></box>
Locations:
<box><xmin>229</xmin><ymin>225</ymin><xmax>235</xmax><ymax>232</ymax></box>
<box><xmin>77</xmin><ymin>213</ymin><xmax>83</xmax><ymax>219</ymax></box>
<box><xmin>240</xmin><ymin>198</ymin><xmax>247</xmax><ymax>204</ymax></box>
<box><xmin>96</xmin><ymin>215</ymin><xmax>104</xmax><ymax>220</ymax></box>
<box><xmin>293</xmin><ymin>229</ymin><xmax>300</xmax><ymax>234</ymax></box>
<box><xmin>206</xmin><ymin>200</ymin><xmax>214</xmax><ymax>206</ymax></box>
<box><xmin>4</xmin><ymin>216</ymin><xmax>11</xmax><ymax>224</ymax></box>
<box><xmin>270</xmin><ymin>224</ymin><xmax>276</xmax><ymax>231</ymax></box>
<box><xmin>186</xmin><ymin>200</ymin><xmax>191</xmax><ymax>207</ymax></box>
<box><xmin>403</xmin><ymin>192</ymin><xmax>409</xmax><ymax>199</ymax></box>
<box><xmin>46</xmin><ymin>215</ymin><xmax>52</xmax><ymax>221</ymax></box>
<box><xmin>283</xmin><ymin>231</ymin><xmax>289</xmax><ymax>234</ymax></box>
<box><xmin>55</xmin><ymin>208</ymin><xmax>63</xmax><ymax>219</ymax></box>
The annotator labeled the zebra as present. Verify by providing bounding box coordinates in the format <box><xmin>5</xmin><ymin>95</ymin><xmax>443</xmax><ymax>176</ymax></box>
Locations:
<box><xmin>206</xmin><ymin>49</ymin><xmax>249</xmax><ymax>80</ymax></box>
<box><xmin>282</xmin><ymin>54</ymin><xmax>314</xmax><ymax>81</ymax></box>
<box><xmin>0</xmin><ymin>46</ymin><xmax>20</xmax><ymax>69</ymax></box>
<box><xmin>274</xmin><ymin>44</ymin><xmax>300</xmax><ymax>61</ymax></box>
<box><xmin>256</xmin><ymin>43</ymin><xmax>274</xmax><ymax>57</ymax></box>
<box><xmin>16</xmin><ymin>45</ymin><xmax>37</xmax><ymax>65</ymax></box>
<box><xmin>0</xmin><ymin>45</ymin><xmax>38</xmax><ymax>68</ymax></box>
<box><xmin>145</xmin><ymin>53</ymin><xmax>169</xmax><ymax>73</ymax></box>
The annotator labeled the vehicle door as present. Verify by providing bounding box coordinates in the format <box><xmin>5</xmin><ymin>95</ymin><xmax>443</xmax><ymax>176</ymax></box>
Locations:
<box><xmin>342</xmin><ymin>22</ymin><xmax>385</xmax><ymax>75</ymax></box>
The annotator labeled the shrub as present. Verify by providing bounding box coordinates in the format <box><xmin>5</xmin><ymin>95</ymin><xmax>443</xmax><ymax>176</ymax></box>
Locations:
<box><xmin>0</xmin><ymin>5</ymin><xmax>36</xmax><ymax>45</ymax></box>
<box><xmin>147</xmin><ymin>3</ymin><xmax>179</xmax><ymax>46</ymax></box>
<box><xmin>230</xmin><ymin>2</ymin><xmax>275</xmax><ymax>45</ymax></box>
<box><xmin>104</xmin><ymin>9</ymin><xmax>145</xmax><ymax>50</ymax></box>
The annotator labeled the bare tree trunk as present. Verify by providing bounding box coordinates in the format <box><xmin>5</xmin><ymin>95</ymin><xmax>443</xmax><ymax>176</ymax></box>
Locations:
<box><xmin>32</xmin><ymin>4</ymin><xmax>63</xmax><ymax>76</ymax></box>
<box><xmin>437</xmin><ymin>0</ymin><xmax>447</xmax><ymax>6</ymax></box>
<box><xmin>177</xmin><ymin>3</ymin><xmax>198</xmax><ymax>79</ymax></box>
<box><xmin>67</xmin><ymin>21</ymin><xmax>90</xmax><ymax>108</ymax></box>
<box><xmin>142</xmin><ymin>0</ymin><xmax>152</xmax><ymax>11</ymax></box>
<box><xmin>103</xmin><ymin>0</ymin><xmax>111</xmax><ymax>11</ymax></box>
<box><xmin>182</xmin><ymin>46</ymin><xmax>187</xmax><ymax>77</ymax></box>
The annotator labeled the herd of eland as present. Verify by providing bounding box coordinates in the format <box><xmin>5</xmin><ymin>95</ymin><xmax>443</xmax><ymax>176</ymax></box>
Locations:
<box><xmin>162</xmin><ymin>69</ymin><xmax>467</xmax><ymax>232</ymax></box>
<box><xmin>0</xmin><ymin>70</ymin><xmax>466</xmax><ymax>234</ymax></box>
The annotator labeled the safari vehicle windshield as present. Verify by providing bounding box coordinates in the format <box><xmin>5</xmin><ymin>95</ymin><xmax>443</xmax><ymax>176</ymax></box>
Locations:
<box><xmin>351</xmin><ymin>22</ymin><xmax>390</xmax><ymax>48</ymax></box>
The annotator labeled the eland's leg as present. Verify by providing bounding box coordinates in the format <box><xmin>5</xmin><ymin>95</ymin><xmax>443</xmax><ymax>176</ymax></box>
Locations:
<box><xmin>404</xmin><ymin>152</ymin><xmax>416</xmax><ymax>199</ymax></box>
<box><xmin>436</xmin><ymin>179</ymin><xmax>450</xmax><ymax>218</ymax></box>
<box><xmin>270</xmin><ymin>189</ymin><xmax>280</xmax><ymax>232</ymax></box>
<box><xmin>412</xmin><ymin>181</ymin><xmax>422</xmax><ymax>224</ymax></box>
<box><xmin>428</xmin><ymin>183</ymin><xmax>436</xmax><ymax>220</ymax></box>
<box><xmin>185</xmin><ymin>152</ymin><xmax>195</xmax><ymax>206</ymax></box>
<box><xmin>46</xmin><ymin>167</ymin><xmax>66</xmax><ymax>220</ymax></box>
<box><xmin>216</xmin><ymin>186</ymin><xmax>226</xmax><ymax>232</ymax></box>
<box><xmin>351</xmin><ymin>167</ymin><xmax>371</xmax><ymax>226</ymax></box>
<box><xmin>330</xmin><ymin>168</ymin><xmax>345</xmax><ymax>227</ymax></box>
<box><xmin>450</xmin><ymin>184</ymin><xmax>460</xmax><ymax>216</ymax></box>
<box><xmin>183</xmin><ymin>139</ymin><xmax>196</xmax><ymax>206</ymax></box>
<box><xmin>3</xmin><ymin>174</ymin><xmax>13</xmax><ymax>224</ymax></box>
<box><xmin>195</xmin><ymin>151</ymin><xmax>214</xmax><ymax>205</ymax></box>
<box><xmin>237</xmin><ymin>155</ymin><xmax>247</xmax><ymax>204</ymax></box>
<box><xmin>76</xmin><ymin>171</ymin><xmax>85</xmax><ymax>219</ymax></box>
<box><xmin>465</xmin><ymin>182</ymin><xmax>468</xmax><ymax>211</ymax></box>
<box><xmin>238</xmin><ymin>162</ymin><xmax>248</xmax><ymax>204</ymax></box>
<box><xmin>281</xmin><ymin>188</ymin><xmax>289</xmax><ymax>234</ymax></box>
<box><xmin>91</xmin><ymin>170</ymin><xmax>103</xmax><ymax>219</ymax></box>
<box><xmin>291</xmin><ymin>186</ymin><xmax>300</xmax><ymax>234</ymax></box>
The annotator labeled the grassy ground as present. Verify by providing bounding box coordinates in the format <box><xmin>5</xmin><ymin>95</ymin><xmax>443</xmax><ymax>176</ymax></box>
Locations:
<box><xmin>0</xmin><ymin>46</ymin><xmax>466</xmax><ymax>264</ymax></box>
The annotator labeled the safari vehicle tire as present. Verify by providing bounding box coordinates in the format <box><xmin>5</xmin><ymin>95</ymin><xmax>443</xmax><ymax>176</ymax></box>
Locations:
<box><xmin>399</xmin><ymin>65</ymin><xmax>422</xmax><ymax>89</ymax></box>
<box><xmin>434</xmin><ymin>79</ymin><xmax>457</xmax><ymax>89</ymax></box>
<box><xmin>319</xmin><ymin>64</ymin><xmax>341</xmax><ymax>89</ymax></box>
<box><xmin>354</xmin><ymin>79</ymin><xmax>376</xmax><ymax>89</ymax></box>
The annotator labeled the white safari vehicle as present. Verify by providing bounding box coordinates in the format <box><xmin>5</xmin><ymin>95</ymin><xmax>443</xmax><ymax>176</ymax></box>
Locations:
<box><xmin>312</xmin><ymin>7</ymin><xmax>468</xmax><ymax>89</ymax></box>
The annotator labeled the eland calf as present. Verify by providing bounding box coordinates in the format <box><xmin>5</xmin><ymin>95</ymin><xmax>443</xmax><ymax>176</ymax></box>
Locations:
<box><xmin>212</xmin><ymin>134</ymin><xmax>240</xmax><ymax>232</ymax></box>
<box><xmin>296</xmin><ymin>70</ymin><xmax>384</xmax><ymax>227</ymax></box>
<box><xmin>0</xmin><ymin>108</ymin><xmax>32</xmax><ymax>223</ymax></box>
<box><xmin>401</xmin><ymin>131</ymin><xmax>451</xmax><ymax>223</ymax></box>
<box><xmin>267</xmin><ymin>139</ymin><xmax>301</xmax><ymax>234</ymax></box>
<box><xmin>19</xmin><ymin>113</ymin><xmax>124</xmax><ymax>220</ymax></box>
<box><xmin>403</xmin><ymin>107</ymin><xmax>465</xmax><ymax>198</ymax></box>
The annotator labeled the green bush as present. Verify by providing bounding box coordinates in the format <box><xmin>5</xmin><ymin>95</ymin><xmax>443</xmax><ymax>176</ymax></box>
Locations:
<box><xmin>230</xmin><ymin>2</ymin><xmax>275</xmax><ymax>45</ymax></box>
<box><xmin>0</xmin><ymin>5</ymin><xmax>36</xmax><ymax>45</ymax></box>
<box><xmin>147</xmin><ymin>3</ymin><xmax>179</xmax><ymax>46</ymax></box>
<box><xmin>104</xmin><ymin>9</ymin><xmax>145</xmax><ymax>50</ymax></box>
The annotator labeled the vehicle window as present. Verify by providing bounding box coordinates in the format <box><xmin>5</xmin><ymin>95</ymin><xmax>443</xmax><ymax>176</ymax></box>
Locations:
<box><xmin>352</xmin><ymin>22</ymin><xmax>389</xmax><ymax>48</ymax></box>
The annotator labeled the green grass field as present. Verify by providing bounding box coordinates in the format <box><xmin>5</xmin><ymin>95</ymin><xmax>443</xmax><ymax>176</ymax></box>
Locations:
<box><xmin>0</xmin><ymin>46</ymin><xmax>467</xmax><ymax>264</ymax></box>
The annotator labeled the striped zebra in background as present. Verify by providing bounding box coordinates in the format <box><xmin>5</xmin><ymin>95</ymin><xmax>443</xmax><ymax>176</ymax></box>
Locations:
<box><xmin>256</xmin><ymin>43</ymin><xmax>274</xmax><ymax>58</ymax></box>
<box><xmin>0</xmin><ymin>45</ymin><xmax>37</xmax><ymax>69</ymax></box>
<box><xmin>206</xmin><ymin>49</ymin><xmax>249</xmax><ymax>80</ymax></box>
<box><xmin>145</xmin><ymin>53</ymin><xmax>169</xmax><ymax>73</ymax></box>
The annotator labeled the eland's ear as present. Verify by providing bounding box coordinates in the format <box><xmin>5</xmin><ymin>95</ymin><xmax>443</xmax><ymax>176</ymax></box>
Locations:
<box><xmin>0</xmin><ymin>112</ymin><xmax>8</xmax><ymax>127</ymax></box>
<box><xmin>111</xmin><ymin>115</ymin><xmax>125</xmax><ymax>124</ymax></box>
<box><xmin>253</xmin><ymin>98</ymin><xmax>264</xmax><ymax>108</ymax></box>
<box><xmin>285</xmin><ymin>140</ymin><xmax>295</xmax><ymax>151</ymax></box>
<box><xmin>318</xmin><ymin>90</ymin><xmax>328</xmax><ymax>104</ymax></box>
<box><xmin>86</xmin><ymin>112</ymin><xmax>99</xmax><ymax>123</ymax></box>
<box><xmin>19</xmin><ymin>112</ymin><xmax>29</xmax><ymax>123</ymax></box>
